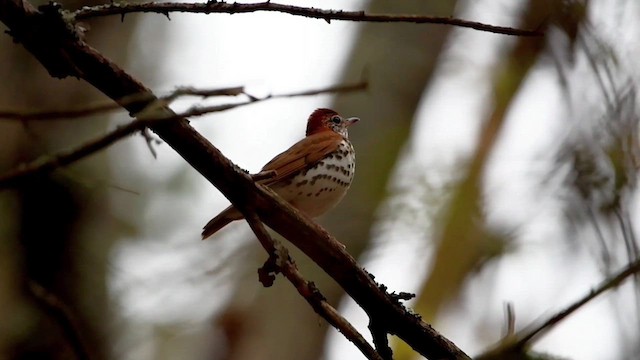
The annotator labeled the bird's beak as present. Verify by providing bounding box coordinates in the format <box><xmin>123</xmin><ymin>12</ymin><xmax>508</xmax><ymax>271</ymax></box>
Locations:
<box><xmin>346</xmin><ymin>117</ymin><xmax>360</xmax><ymax>127</ymax></box>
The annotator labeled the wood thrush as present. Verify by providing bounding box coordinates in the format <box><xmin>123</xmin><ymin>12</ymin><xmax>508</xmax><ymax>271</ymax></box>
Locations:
<box><xmin>202</xmin><ymin>108</ymin><xmax>359</xmax><ymax>239</ymax></box>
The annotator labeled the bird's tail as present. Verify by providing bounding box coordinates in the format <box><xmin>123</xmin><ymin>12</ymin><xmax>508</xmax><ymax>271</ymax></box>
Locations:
<box><xmin>201</xmin><ymin>206</ymin><xmax>243</xmax><ymax>240</ymax></box>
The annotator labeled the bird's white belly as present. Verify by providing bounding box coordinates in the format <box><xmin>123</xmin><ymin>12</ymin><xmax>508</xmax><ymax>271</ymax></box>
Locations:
<box><xmin>273</xmin><ymin>140</ymin><xmax>355</xmax><ymax>217</ymax></box>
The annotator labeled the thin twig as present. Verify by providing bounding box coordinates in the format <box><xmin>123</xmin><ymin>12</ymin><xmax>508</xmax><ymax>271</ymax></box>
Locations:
<box><xmin>28</xmin><ymin>282</ymin><xmax>92</xmax><ymax>360</ymax></box>
<box><xmin>504</xmin><ymin>302</ymin><xmax>515</xmax><ymax>338</ymax></box>
<box><xmin>0</xmin><ymin>82</ymin><xmax>365</xmax><ymax>189</ymax></box>
<box><xmin>168</xmin><ymin>82</ymin><xmax>366</xmax><ymax>121</ymax></box>
<box><xmin>163</xmin><ymin>86</ymin><xmax>246</xmax><ymax>101</ymax></box>
<box><xmin>244</xmin><ymin>211</ymin><xmax>383</xmax><ymax>360</ymax></box>
<box><xmin>72</xmin><ymin>1</ymin><xmax>543</xmax><ymax>37</ymax></box>
<box><xmin>0</xmin><ymin>102</ymin><xmax>123</xmax><ymax>121</ymax></box>
<box><xmin>480</xmin><ymin>257</ymin><xmax>640</xmax><ymax>359</ymax></box>
<box><xmin>514</xmin><ymin>257</ymin><xmax>640</xmax><ymax>347</ymax></box>
<box><xmin>0</xmin><ymin>86</ymin><xmax>245</xmax><ymax>121</ymax></box>
<box><xmin>0</xmin><ymin>119</ymin><xmax>147</xmax><ymax>188</ymax></box>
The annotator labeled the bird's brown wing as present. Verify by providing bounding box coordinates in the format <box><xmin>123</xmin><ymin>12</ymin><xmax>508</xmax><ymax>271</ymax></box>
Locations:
<box><xmin>202</xmin><ymin>131</ymin><xmax>342</xmax><ymax>239</ymax></box>
<box><xmin>260</xmin><ymin>131</ymin><xmax>343</xmax><ymax>186</ymax></box>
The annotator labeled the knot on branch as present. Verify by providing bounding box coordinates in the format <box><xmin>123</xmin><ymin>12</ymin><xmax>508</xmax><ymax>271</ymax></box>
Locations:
<box><xmin>372</xmin><ymin>274</ymin><xmax>415</xmax><ymax>304</ymax></box>
<box><xmin>303</xmin><ymin>280</ymin><xmax>326</xmax><ymax>302</ymax></box>
<box><xmin>258</xmin><ymin>253</ymin><xmax>280</xmax><ymax>287</ymax></box>
<box><xmin>390</xmin><ymin>291</ymin><xmax>415</xmax><ymax>302</ymax></box>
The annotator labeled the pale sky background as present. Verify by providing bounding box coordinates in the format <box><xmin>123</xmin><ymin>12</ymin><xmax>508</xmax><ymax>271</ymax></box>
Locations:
<box><xmin>106</xmin><ymin>1</ymin><xmax>639</xmax><ymax>359</ymax></box>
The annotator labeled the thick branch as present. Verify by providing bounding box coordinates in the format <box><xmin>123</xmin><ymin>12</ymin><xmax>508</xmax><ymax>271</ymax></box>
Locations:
<box><xmin>0</xmin><ymin>2</ymin><xmax>469</xmax><ymax>359</ymax></box>
<box><xmin>244</xmin><ymin>212</ymin><xmax>383</xmax><ymax>360</ymax></box>
<box><xmin>72</xmin><ymin>1</ymin><xmax>542</xmax><ymax>37</ymax></box>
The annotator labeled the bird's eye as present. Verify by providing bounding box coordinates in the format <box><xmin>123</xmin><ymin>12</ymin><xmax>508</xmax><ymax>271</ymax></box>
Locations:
<box><xmin>331</xmin><ymin>116</ymin><xmax>342</xmax><ymax>124</ymax></box>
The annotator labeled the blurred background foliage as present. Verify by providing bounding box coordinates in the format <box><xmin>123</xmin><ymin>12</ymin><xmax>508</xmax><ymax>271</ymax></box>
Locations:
<box><xmin>1</xmin><ymin>0</ymin><xmax>639</xmax><ymax>359</ymax></box>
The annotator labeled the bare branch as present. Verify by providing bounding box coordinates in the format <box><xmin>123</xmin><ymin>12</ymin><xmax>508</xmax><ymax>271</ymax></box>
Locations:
<box><xmin>28</xmin><ymin>282</ymin><xmax>92</xmax><ymax>360</ymax></box>
<box><xmin>0</xmin><ymin>82</ymin><xmax>365</xmax><ymax>189</ymax></box>
<box><xmin>515</xmin><ymin>257</ymin><xmax>640</xmax><ymax>347</ymax></box>
<box><xmin>244</xmin><ymin>211</ymin><xmax>383</xmax><ymax>360</ymax></box>
<box><xmin>0</xmin><ymin>101</ymin><xmax>122</xmax><ymax>121</ymax></box>
<box><xmin>0</xmin><ymin>86</ymin><xmax>244</xmax><ymax>121</ymax></box>
<box><xmin>0</xmin><ymin>119</ymin><xmax>146</xmax><ymax>188</ymax></box>
<box><xmin>72</xmin><ymin>1</ymin><xmax>543</xmax><ymax>37</ymax></box>
<box><xmin>479</xmin><ymin>258</ymin><xmax>640</xmax><ymax>359</ymax></box>
<box><xmin>164</xmin><ymin>85</ymin><xmax>246</xmax><ymax>100</ymax></box>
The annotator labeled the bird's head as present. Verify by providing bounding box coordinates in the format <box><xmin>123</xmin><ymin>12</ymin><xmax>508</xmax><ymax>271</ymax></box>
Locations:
<box><xmin>305</xmin><ymin>108</ymin><xmax>359</xmax><ymax>138</ymax></box>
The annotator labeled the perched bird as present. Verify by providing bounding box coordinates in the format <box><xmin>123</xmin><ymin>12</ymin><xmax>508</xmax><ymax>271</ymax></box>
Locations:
<box><xmin>202</xmin><ymin>108</ymin><xmax>359</xmax><ymax>239</ymax></box>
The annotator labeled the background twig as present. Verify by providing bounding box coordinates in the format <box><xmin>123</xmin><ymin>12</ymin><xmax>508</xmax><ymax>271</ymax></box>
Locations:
<box><xmin>28</xmin><ymin>282</ymin><xmax>92</xmax><ymax>360</ymax></box>
<box><xmin>72</xmin><ymin>1</ymin><xmax>543</xmax><ymax>37</ymax></box>
<box><xmin>0</xmin><ymin>82</ymin><xmax>365</xmax><ymax>189</ymax></box>
<box><xmin>0</xmin><ymin>85</ymin><xmax>245</xmax><ymax>121</ymax></box>
<box><xmin>479</xmin><ymin>258</ymin><xmax>640</xmax><ymax>359</ymax></box>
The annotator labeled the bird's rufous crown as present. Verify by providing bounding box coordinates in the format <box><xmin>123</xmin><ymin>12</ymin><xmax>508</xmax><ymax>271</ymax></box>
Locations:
<box><xmin>306</xmin><ymin>108</ymin><xmax>339</xmax><ymax>136</ymax></box>
<box><xmin>305</xmin><ymin>108</ymin><xmax>359</xmax><ymax>137</ymax></box>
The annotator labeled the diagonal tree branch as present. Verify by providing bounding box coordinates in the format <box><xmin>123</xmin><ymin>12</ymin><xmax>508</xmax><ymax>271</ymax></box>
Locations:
<box><xmin>0</xmin><ymin>2</ymin><xmax>469</xmax><ymax>359</ymax></box>
<box><xmin>71</xmin><ymin>1</ymin><xmax>543</xmax><ymax>37</ymax></box>
<box><xmin>244</xmin><ymin>211</ymin><xmax>383</xmax><ymax>360</ymax></box>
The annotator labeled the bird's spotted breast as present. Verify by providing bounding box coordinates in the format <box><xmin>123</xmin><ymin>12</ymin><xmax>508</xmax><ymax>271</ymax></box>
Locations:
<box><xmin>272</xmin><ymin>140</ymin><xmax>355</xmax><ymax>217</ymax></box>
